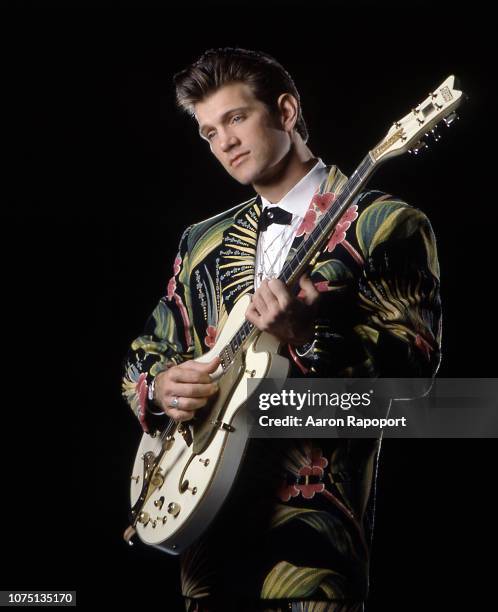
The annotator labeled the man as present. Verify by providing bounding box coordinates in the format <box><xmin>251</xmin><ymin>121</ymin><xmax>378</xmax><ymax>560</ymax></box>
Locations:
<box><xmin>122</xmin><ymin>48</ymin><xmax>441</xmax><ymax>611</ymax></box>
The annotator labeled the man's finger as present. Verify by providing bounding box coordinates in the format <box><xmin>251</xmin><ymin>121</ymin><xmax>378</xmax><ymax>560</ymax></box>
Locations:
<box><xmin>257</xmin><ymin>280</ymin><xmax>281</xmax><ymax>312</ymax></box>
<box><xmin>169</xmin><ymin>368</ymin><xmax>213</xmax><ymax>384</ymax></box>
<box><xmin>181</xmin><ymin>357</ymin><xmax>221</xmax><ymax>373</ymax></box>
<box><xmin>166</xmin><ymin>396</ymin><xmax>208</xmax><ymax>411</ymax></box>
<box><xmin>298</xmin><ymin>274</ymin><xmax>320</xmax><ymax>306</ymax></box>
<box><xmin>168</xmin><ymin>381</ymin><xmax>219</xmax><ymax>399</ymax></box>
<box><xmin>268</xmin><ymin>278</ymin><xmax>292</xmax><ymax>310</ymax></box>
<box><xmin>190</xmin><ymin>357</ymin><xmax>221</xmax><ymax>370</ymax></box>
<box><xmin>251</xmin><ymin>288</ymin><xmax>270</xmax><ymax>315</ymax></box>
<box><xmin>245</xmin><ymin>305</ymin><xmax>263</xmax><ymax>328</ymax></box>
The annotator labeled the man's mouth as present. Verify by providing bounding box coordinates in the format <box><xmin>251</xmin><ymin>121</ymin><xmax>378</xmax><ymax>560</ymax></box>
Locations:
<box><xmin>230</xmin><ymin>152</ymin><xmax>249</xmax><ymax>167</ymax></box>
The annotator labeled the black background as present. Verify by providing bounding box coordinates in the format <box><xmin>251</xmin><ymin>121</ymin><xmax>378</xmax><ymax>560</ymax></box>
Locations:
<box><xmin>2</xmin><ymin>3</ymin><xmax>496</xmax><ymax>610</ymax></box>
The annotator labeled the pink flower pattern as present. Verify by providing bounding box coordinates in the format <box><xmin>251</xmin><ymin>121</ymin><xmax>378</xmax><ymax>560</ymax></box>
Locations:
<box><xmin>325</xmin><ymin>205</ymin><xmax>359</xmax><ymax>253</ymax></box>
<box><xmin>297</xmin><ymin>280</ymin><xmax>331</xmax><ymax>300</ymax></box>
<box><xmin>311</xmin><ymin>191</ymin><xmax>335</xmax><ymax>212</ymax></box>
<box><xmin>296</xmin><ymin>209</ymin><xmax>317</xmax><ymax>238</ymax></box>
<box><xmin>204</xmin><ymin>325</ymin><xmax>217</xmax><ymax>348</ymax></box>
<box><xmin>277</xmin><ymin>481</ymin><xmax>300</xmax><ymax>503</ymax></box>
<box><xmin>166</xmin><ymin>256</ymin><xmax>183</xmax><ymax>301</ymax></box>
<box><xmin>165</xmin><ymin>253</ymin><xmax>192</xmax><ymax>348</ymax></box>
<box><xmin>415</xmin><ymin>333</ymin><xmax>434</xmax><ymax>360</ymax></box>
<box><xmin>295</xmin><ymin>191</ymin><xmax>358</xmax><ymax>251</ymax></box>
<box><xmin>167</xmin><ymin>276</ymin><xmax>177</xmax><ymax>300</ymax></box>
<box><xmin>277</xmin><ymin>447</ymin><xmax>329</xmax><ymax>502</ymax></box>
<box><xmin>173</xmin><ymin>256</ymin><xmax>182</xmax><ymax>275</ymax></box>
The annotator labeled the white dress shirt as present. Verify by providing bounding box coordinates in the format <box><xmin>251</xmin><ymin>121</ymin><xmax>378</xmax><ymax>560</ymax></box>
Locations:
<box><xmin>254</xmin><ymin>158</ymin><xmax>328</xmax><ymax>289</ymax></box>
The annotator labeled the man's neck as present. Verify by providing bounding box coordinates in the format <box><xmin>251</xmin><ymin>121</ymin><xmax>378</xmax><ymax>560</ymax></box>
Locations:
<box><xmin>253</xmin><ymin>145</ymin><xmax>318</xmax><ymax>204</ymax></box>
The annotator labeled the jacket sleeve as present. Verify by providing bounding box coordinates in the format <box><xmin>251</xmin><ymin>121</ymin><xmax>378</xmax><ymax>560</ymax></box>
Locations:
<box><xmin>306</xmin><ymin>198</ymin><xmax>442</xmax><ymax>380</ymax></box>
<box><xmin>121</xmin><ymin>225</ymin><xmax>195</xmax><ymax>432</ymax></box>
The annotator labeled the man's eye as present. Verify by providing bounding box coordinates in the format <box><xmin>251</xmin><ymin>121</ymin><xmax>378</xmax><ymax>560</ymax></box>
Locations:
<box><xmin>206</xmin><ymin>132</ymin><xmax>216</xmax><ymax>141</ymax></box>
<box><xmin>231</xmin><ymin>115</ymin><xmax>243</xmax><ymax>124</ymax></box>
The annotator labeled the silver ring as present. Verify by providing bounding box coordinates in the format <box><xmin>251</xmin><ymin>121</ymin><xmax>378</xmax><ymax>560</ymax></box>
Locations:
<box><xmin>169</xmin><ymin>396</ymin><xmax>180</xmax><ymax>409</ymax></box>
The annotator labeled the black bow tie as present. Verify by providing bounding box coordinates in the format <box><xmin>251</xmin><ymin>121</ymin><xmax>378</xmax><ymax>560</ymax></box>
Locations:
<box><xmin>259</xmin><ymin>206</ymin><xmax>293</xmax><ymax>232</ymax></box>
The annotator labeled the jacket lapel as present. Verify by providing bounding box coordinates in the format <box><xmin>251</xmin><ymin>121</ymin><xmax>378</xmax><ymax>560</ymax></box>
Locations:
<box><xmin>219</xmin><ymin>196</ymin><xmax>261</xmax><ymax>314</ymax></box>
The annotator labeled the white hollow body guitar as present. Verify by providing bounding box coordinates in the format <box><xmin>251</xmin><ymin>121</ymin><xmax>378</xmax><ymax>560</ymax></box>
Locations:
<box><xmin>124</xmin><ymin>76</ymin><xmax>463</xmax><ymax>554</ymax></box>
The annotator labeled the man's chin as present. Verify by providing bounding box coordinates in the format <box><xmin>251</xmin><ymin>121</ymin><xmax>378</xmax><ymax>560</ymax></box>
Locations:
<box><xmin>229</xmin><ymin>168</ymin><xmax>256</xmax><ymax>186</ymax></box>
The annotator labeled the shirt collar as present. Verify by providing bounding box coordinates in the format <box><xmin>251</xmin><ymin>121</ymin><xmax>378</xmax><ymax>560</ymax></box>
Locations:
<box><xmin>260</xmin><ymin>158</ymin><xmax>328</xmax><ymax>218</ymax></box>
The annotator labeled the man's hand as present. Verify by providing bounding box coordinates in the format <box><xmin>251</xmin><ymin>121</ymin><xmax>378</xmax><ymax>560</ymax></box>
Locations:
<box><xmin>153</xmin><ymin>357</ymin><xmax>220</xmax><ymax>422</ymax></box>
<box><xmin>245</xmin><ymin>275</ymin><xmax>320</xmax><ymax>345</ymax></box>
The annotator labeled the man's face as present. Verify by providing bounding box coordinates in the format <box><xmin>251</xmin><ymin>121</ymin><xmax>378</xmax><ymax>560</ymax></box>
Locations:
<box><xmin>194</xmin><ymin>82</ymin><xmax>291</xmax><ymax>186</ymax></box>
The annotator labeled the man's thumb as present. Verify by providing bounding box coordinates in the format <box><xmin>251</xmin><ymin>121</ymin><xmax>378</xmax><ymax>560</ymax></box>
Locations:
<box><xmin>204</xmin><ymin>356</ymin><xmax>221</xmax><ymax>371</ymax></box>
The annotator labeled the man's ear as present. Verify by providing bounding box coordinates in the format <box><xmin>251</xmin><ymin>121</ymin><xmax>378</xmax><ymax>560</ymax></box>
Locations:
<box><xmin>276</xmin><ymin>93</ymin><xmax>299</xmax><ymax>133</ymax></box>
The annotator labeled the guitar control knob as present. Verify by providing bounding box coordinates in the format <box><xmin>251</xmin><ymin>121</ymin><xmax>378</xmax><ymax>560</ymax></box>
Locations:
<box><xmin>444</xmin><ymin>112</ymin><xmax>458</xmax><ymax>127</ymax></box>
<box><xmin>138</xmin><ymin>511</ymin><xmax>150</xmax><ymax>525</ymax></box>
<box><xmin>167</xmin><ymin>502</ymin><xmax>181</xmax><ymax>517</ymax></box>
<box><xmin>154</xmin><ymin>496</ymin><xmax>165</xmax><ymax>510</ymax></box>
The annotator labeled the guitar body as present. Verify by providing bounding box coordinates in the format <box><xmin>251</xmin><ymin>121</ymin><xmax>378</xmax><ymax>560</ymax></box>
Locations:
<box><xmin>129</xmin><ymin>294</ymin><xmax>289</xmax><ymax>554</ymax></box>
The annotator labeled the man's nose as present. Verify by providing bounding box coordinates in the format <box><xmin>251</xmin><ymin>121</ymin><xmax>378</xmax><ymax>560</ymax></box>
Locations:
<box><xmin>219</xmin><ymin>132</ymin><xmax>238</xmax><ymax>152</ymax></box>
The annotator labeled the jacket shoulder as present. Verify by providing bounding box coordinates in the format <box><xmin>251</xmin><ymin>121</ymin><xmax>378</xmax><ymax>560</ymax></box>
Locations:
<box><xmin>179</xmin><ymin>196</ymin><xmax>259</xmax><ymax>269</ymax></box>
<box><xmin>355</xmin><ymin>189</ymin><xmax>435</xmax><ymax>257</ymax></box>
<box><xmin>187</xmin><ymin>196</ymin><xmax>258</xmax><ymax>247</ymax></box>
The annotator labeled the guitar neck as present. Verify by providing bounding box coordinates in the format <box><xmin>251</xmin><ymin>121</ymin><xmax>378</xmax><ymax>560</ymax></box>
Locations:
<box><xmin>279</xmin><ymin>152</ymin><xmax>377</xmax><ymax>288</ymax></box>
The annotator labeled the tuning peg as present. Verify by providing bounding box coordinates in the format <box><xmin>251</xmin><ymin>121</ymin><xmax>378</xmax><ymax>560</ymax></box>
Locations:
<box><xmin>410</xmin><ymin>140</ymin><xmax>428</xmax><ymax>155</ymax></box>
<box><xmin>444</xmin><ymin>112</ymin><xmax>459</xmax><ymax>127</ymax></box>
<box><xmin>430</xmin><ymin>127</ymin><xmax>441</xmax><ymax>142</ymax></box>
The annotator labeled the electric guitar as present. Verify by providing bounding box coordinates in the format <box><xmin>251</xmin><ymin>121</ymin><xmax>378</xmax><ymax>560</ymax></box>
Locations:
<box><xmin>124</xmin><ymin>75</ymin><xmax>463</xmax><ymax>554</ymax></box>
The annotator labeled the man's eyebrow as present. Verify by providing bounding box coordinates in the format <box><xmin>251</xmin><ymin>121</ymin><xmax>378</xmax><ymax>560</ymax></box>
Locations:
<box><xmin>198</xmin><ymin>106</ymin><xmax>250</xmax><ymax>137</ymax></box>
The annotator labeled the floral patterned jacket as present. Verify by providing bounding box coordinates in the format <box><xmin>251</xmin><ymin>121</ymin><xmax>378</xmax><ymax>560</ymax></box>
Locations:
<box><xmin>121</xmin><ymin>165</ymin><xmax>441</xmax><ymax>608</ymax></box>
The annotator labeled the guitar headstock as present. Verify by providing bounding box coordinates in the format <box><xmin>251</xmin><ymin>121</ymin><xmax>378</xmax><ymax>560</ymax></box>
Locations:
<box><xmin>370</xmin><ymin>75</ymin><xmax>464</xmax><ymax>162</ymax></box>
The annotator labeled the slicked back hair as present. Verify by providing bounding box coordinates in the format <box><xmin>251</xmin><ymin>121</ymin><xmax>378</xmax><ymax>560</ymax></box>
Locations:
<box><xmin>174</xmin><ymin>47</ymin><xmax>309</xmax><ymax>143</ymax></box>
